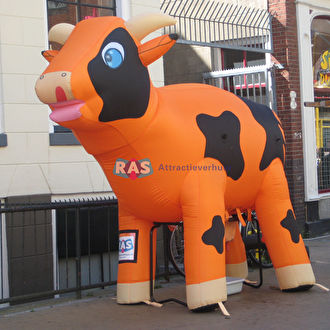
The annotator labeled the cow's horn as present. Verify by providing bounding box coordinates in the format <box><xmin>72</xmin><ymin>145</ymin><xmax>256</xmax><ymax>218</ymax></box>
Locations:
<box><xmin>126</xmin><ymin>13</ymin><xmax>177</xmax><ymax>41</ymax></box>
<box><xmin>48</xmin><ymin>23</ymin><xmax>75</xmax><ymax>45</ymax></box>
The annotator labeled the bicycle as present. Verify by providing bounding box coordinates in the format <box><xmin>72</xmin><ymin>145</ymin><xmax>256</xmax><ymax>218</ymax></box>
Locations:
<box><xmin>241</xmin><ymin>213</ymin><xmax>272</xmax><ymax>268</ymax></box>
<box><xmin>168</xmin><ymin>212</ymin><xmax>272</xmax><ymax>277</ymax></box>
<box><xmin>168</xmin><ymin>223</ymin><xmax>185</xmax><ymax>276</ymax></box>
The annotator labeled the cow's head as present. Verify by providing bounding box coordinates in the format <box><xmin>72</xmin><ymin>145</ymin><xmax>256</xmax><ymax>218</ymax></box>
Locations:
<box><xmin>35</xmin><ymin>14</ymin><xmax>177</xmax><ymax>129</ymax></box>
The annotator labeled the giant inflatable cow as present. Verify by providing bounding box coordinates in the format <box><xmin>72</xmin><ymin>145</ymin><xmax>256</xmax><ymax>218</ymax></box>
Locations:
<box><xmin>35</xmin><ymin>13</ymin><xmax>315</xmax><ymax>311</ymax></box>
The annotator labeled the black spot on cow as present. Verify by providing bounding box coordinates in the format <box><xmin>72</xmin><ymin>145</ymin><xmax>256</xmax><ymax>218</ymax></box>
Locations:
<box><xmin>88</xmin><ymin>28</ymin><xmax>150</xmax><ymax>122</ymax></box>
<box><xmin>196</xmin><ymin>111</ymin><xmax>244</xmax><ymax>180</ymax></box>
<box><xmin>202</xmin><ymin>215</ymin><xmax>225</xmax><ymax>254</ymax></box>
<box><xmin>239</xmin><ymin>97</ymin><xmax>285</xmax><ymax>171</ymax></box>
<box><xmin>280</xmin><ymin>209</ymin><xmax>300</xmax><ymax>243</ymax></box>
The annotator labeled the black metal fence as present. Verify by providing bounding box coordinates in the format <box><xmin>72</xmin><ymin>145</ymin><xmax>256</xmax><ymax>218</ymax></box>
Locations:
<box><xmin>0</xmin><ymin>198</ymin><xmax>120</xmax><ymax>305</ymax></box>
<box><xmin>0</xmin><ymin>198</ymin><xmax>174</xmax><ymax>306</ymax></box>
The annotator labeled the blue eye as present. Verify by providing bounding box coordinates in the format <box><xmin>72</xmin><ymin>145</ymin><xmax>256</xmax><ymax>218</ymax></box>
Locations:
<box><xmin>101</xmin><ymin>42</ymin><xmax>124</xmax><ymax>69</ymax></box>
<box><xmin>104</xmin><ymin>48</ymin><xmax>123</xmax><ymax>68</ymax></box>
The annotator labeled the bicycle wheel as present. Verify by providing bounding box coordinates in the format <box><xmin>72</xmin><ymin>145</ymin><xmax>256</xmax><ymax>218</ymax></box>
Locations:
<box><xmin>169</xmin><ymin>223</ymin><xmax>185</xmax><ymax>277</ymax></box>
<box><xmin>243</xmin><ymin>218</ymin><xmax>273</xmax><ymax>268</ymax></box>
<box><xmin>248</xmin><ymin>247</ymin><xmax>273</xmax><ymax>268</ymax></box>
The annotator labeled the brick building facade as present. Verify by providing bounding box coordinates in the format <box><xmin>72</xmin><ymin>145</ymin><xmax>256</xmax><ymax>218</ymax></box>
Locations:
<box><xmin>268</xmin><ymin>0</ymin><xmax>306</xmax><ymax>231</ymax></box>
<box><xmin>269</xmin><ymin>0</ymin><xmax>330</xmax><ymax>235</ymax></box>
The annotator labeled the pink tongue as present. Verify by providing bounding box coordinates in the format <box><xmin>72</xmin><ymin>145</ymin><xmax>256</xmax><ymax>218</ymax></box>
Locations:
<box><xmin>49</xmin><ymin>101</ymin><xmax>83</xmax><ymax>123</ymax></box>
<box><xmin>56</xmin><ymin>87</ymin><xmax>67</xmax><ymax>102</ymax></box>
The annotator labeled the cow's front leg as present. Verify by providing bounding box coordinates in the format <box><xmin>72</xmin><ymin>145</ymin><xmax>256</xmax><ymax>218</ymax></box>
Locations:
<box><xmin>255</xmin><ymin>159</ymin><xmax>315</xmax><ymax>291</ymax></box>
<box><xmin>181</xmin><ymin>158</ymin><xmax>227</xmax><ymax>311</ymax></box>
<box><xmin>116</xmin><ymin>207</ymin><xmax>156</xmax><ymax>304</ymax></box>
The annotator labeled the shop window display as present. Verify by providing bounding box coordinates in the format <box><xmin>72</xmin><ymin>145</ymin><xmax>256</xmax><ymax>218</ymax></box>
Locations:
<box><xmin>312</xmin><ymin>16</ymin><xmax>330</xmax><ymax>193</ymax></box>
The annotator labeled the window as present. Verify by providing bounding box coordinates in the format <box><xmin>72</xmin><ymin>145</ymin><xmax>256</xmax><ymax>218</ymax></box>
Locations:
<box><xmin>204</xmin><ymin>48</ymin><xmax>269</xmax><ymax>106</ymax></box>
<box><xmin>222</xmin><ymin>49</ymin><xmax>266</xmax><ymax>70</ymax></box>
<box><xmin>47</xmin><ymin>1</ymin><xmax>116</xmax><ymax>34</ymax></box>
<box><xmin>46</xmin><ymin>1</ymin><xmax>116</xmax><ymax>145</ymax></box>
<box><xmin>221</xmin><ymin>49</ymin><xmax>266</xmax><ymax>98</ymax></box>
<box><xmin>312</xmin><ymin>16</ymin><xmax>330</xmax><ymax>193</ymax></box>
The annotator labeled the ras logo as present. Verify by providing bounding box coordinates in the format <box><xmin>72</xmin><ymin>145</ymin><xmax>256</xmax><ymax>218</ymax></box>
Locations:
<box><xmin>113</xmin><ymin>158</ymin><xmax>153</xmax><ymax>180</ymax></box>
<box><xmin>119</xmin><ymin>232</ymin><xmax>137</xmax><ymax>263</ymax></box>
<box><xmin>119</xmin><ymin>238</ymin><xmax>133</xmax><ymax>253</ymax></box>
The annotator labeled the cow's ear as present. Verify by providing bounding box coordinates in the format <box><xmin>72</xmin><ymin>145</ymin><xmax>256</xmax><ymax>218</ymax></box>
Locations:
<box><xmin>138</xmin><ymin>34</ymin><xmax>178</xmax><ymax>66</ymax></box>
<box><xmin>41</xmin><ymin>50</ymin><xmax>59</xmax><ymax>63</ymax></box>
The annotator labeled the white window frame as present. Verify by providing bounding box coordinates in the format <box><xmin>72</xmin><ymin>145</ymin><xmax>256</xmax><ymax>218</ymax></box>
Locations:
<box><xmin>296</xmin><ymin>0</ymin><xmax>330</xmax><ymax>201</ymax></box>
<box><xmin>116</xmin><ymin>0</ymin><xmax>130</xmax><ymax>20</ymax></box>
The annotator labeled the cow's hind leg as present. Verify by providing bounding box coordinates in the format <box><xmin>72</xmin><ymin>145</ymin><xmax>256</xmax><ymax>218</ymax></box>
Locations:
<box><xmin>116</xmin><ymin>208</ymin><xmax>156</xmax><ymax>304</ymax></box>
<box><xmin>226</xmin><ymin>223</ymin><xmax>248</xmax><ymax>279</ymax></box>
<box><xmin>255</xmin><ymin>159</ymin><xmax>315</xmax><ymax>291</ymax></box>
<box><xmin>181</xmin><ymin>158</ymin><xmax>227</xmax><ymax>311</ymax></box>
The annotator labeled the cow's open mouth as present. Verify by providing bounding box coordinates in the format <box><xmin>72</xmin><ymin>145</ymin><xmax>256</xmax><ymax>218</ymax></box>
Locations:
<box><xmin>49</xmin><ymin>100</ymin><xmax>84</xmax><ymax>123</ymax></box>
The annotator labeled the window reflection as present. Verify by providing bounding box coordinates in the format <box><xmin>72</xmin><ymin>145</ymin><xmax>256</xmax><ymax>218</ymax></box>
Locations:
<box><xmin>47</xmin><ymin>1</ymin><xmax>116</xmax><ymax>49</ymax></box>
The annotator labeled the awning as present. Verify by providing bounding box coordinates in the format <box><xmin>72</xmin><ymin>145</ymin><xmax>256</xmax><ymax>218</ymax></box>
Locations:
<box><xmin>161</xmin><ymin>0</ymin><xmax>273</xmax><ymax>53</ymax></box>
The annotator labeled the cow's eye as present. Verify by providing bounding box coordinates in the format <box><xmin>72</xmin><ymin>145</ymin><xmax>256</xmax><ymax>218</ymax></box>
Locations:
<box><xmin>101</xmin><ymin>42</ymin><xmax>124</xmax><ymax>69</ymax></box>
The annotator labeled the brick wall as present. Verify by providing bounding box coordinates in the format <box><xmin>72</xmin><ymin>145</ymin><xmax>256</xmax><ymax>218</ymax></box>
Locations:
<box><xmin>268</xmin><ymin>0</ymin><xmax>306</xmax><ymax>231</ymax></box>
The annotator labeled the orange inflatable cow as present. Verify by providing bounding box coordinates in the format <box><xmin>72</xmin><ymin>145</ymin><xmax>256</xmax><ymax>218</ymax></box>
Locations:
<box><xmin>35</xmin><ymin>13</ymin><xmax>315</xmax><ymax>311</ymax></box>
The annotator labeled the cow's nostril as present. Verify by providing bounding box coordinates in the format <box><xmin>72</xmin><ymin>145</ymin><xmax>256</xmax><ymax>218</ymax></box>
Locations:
<box><xmin>40</xmin><ymin>75</ymin><xmax>44</xmax><ymax>80</ymax></box>
<box><xmin>61</xmin><ymin>72</ymin><xmax>67</xmax><ymax>77</ymax></box>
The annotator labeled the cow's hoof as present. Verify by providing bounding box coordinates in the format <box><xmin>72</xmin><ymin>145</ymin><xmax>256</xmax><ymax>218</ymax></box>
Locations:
<box><xmin>282</xmin><ymin>284</ymin><xmax>313</xmax><ymax>292</ymax></box>
<box><xmin>191</xmin><ymin>303</ymin><xmax>218</xmax><ymax>313</ymax></box>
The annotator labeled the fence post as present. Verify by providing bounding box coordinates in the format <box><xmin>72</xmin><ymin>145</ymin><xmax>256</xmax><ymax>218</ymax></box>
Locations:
<box><xmin>75</xmin><ymin>208</ymin><xmax>82</xmax><ymax>299</ymax></box>
<box><xmin>163</xmin><ymin>226</ymin><xmax>170</xmax><ymax>281</ymax></box>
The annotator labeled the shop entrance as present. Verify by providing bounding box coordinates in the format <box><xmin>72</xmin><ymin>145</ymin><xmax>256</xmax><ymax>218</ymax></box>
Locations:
<box><xmin>311</xmin><ymin>15</ymin><xmax>330</xmax><ymax>193</ymax></box>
